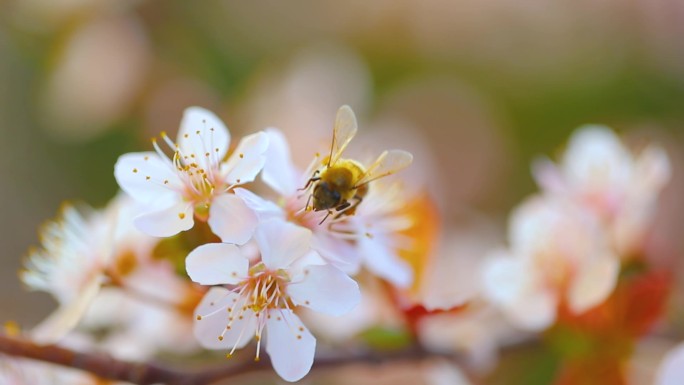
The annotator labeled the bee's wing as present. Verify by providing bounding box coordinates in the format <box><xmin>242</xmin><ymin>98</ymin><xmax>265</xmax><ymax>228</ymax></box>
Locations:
<box><xmin>327</xmin><ymin>105</ymin><xmax>358</xmax><ymax>167</ymax></box>
<box><xmin>354</xmin><ymin>149</ymin><xmax>413</xmax><ymax>187</ymax></box>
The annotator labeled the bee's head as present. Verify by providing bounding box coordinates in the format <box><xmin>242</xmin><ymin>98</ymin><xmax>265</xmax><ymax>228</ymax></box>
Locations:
<box><xmin>312</xmin><ymin>182</ymin><xmax>341</xmax><ymax>211</ymax></box>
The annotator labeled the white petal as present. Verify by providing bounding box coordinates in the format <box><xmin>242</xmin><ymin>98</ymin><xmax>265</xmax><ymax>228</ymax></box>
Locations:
<box><xmin>656</xmin><ymin>343</ymin><xmax>684</xmax><ymax>385</ymax></box>
<box><xmin>32</xmin><ymin>275</ymin><xmax>103</xmax><ymax>344</ymax></box>
<box><xmin>567</xmin><ymin>256</ymin><xmax>619</xmax><ymax>314</ymax></box>
<box><xmin>562</xmin><ymin>125</ymin><xmax>632</xmax><ymax>195</ymax></box>
<box><xmin>222</xmin><ymin>131</ymin><xmax>269</xmax><ymax>185</ymax></box>
<box><xmin>508</xmin><ymin>289</ymin><xmax>557</xmax><ymax>331</ymax></box>
<box><xmin>178</xmin><ymin>107</ymin><xmax>231</xmax><ymax>169</ymax></box>
<box><xmin>114</xmin><ymin>152</ymin><xmax>180</xmax><ymax>203</ymax></box>
<box><xmin>194</xmin><ymin>287</ymin><xmax>257</xmax><ymax>350</ymax></box>
<box><xmin>481</xmin><ymin>253</ymin><xmax>527</xmax><ymax>306</ymax></box>
<box><xmin>208</xmin><ymin>194</ymin><xmax>258</xmax><ymax>245</ymax></box>
<box><xmin>359</xmin><ymin>235</ymin><xmax>413</xmax><ymax>288</ymax></box>
<box><xmin>262</xmin><ymin>127</ymin><xmax>300</xmax><ymax>196</ymax></box>
<box><xmin>288</xmin><ymin>264</ymin><xmax>360</xmax><ymax>316</ymax></box>
<box><xmin>233</xmin><ymin>187</ymin><xmax>284</xmax><ymax>221</ymax></box>
<box><xmin>310</xmin><ymin>232</ymin><xmax>361</xmax><ymax>274</ymax></box>
<box><xmin>134</xmin><ymin>201</ymin><xmax>194</xmax><ymax>237</ymax></box>
<box><xmin>186</xmin><ymin>243</ymin><xmax>248</xmax><ymax>285</ymax></box>
<box><xmin>266</xmin><ymin>310</ymin><xmax>315</xmax><ymax>382</ymax></box>
<box><xmin>255</xmin><ymin>220</ymin><xmax>312</xmax><ymax>270</ymax></box>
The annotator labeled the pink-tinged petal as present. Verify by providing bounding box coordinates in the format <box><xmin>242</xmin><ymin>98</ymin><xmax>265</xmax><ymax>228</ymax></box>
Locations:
<box><xmin>233</xmin><ymin>188</ymin><xmax>284</xmax><ymax>221</ymax></box>
<box><xmin>288</xmin><ymin>264</ymin><xmax>360</xmax><ymax>316</ymax></box>
<box><xmin>531</xmin><ymin>157</ymin><xmax>568</xmax><ymax>196</ymax></box>
<box><xmin>208</xmin><ymin>194</ymin><xmax>258</xmax><ymax>245</ymax></box>
<box><xmin>32</xmin><ymin>274</ymin><xmax>103</xmax><ymax>344</ymax></box>
<box><xmin>633</xmin><ymin>144</ymin><xmax>671</xmax><ymax>198</ymax></box>
<box><xmin>186</xmin><ymin>243</ymin><xmax>248</xmax><ymax>285</ymax></box>
<box><xmin>266</xmin><ymin>310</ymin><xmax>315</xmax><ymax>382</ymax></box>
<box><xmin>222</xmin><ymin>131</ymin><xmax>269</xmax><ymax>185</ymax></box>
<box><xmin>359</xmin><ymin>236</ymin><xmax>413</xmax><ymax>288</ymax></box>
<box><xmin>178</xmin><ymin>107</ymin><xmax>231</xmax><ymax>169</ymax></box>
<box><xmin>134</xmin><ymin>201</ymin><xmax>194</xmax><ymax>237</ymax></box>
<box><xmin>567</xmin><ymin>256</ymin><xmax>619</xmax><ymax>314</ymax></box>
<box><xmin>508</xmin><ymin>289</ymin><xmax>557</xmax><ymax>331</ymax></box>
<box><xmin>262</xmin><ymin>128</ymin><xmax>300</xmax><ymax>196</ymax></box>
<box><xmin>656</xmin><ymin>343</ymin><xmax>684</xmax><ymax>385</ymax></box>
<box><xmin>114</xmin><ymin>152</ymin><xmax>180</xmax><ymax>203</ymax></box>
<box><xmin>255</xmin><ymin>220</ymin><xmax>312</xmax><ymax>270</ymax></box>
<box><xmin>194</xmin><ymin>287</ymin><xmax>257</xmax><ymax>350</ymax></box>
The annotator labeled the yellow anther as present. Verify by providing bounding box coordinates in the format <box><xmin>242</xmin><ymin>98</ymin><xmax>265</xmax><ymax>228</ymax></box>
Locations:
<box><xmin>4</xmin><ymin>321</ymin><xmax>20</xmax><ymax>337</ymax></box>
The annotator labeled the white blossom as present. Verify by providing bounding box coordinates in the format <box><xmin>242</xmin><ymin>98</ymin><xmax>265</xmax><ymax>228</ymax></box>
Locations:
<box><xmin>115</xmin><ymin>107</ymin><xmax>268</xmax><ymax>241</ymax></box>
<box><xmin>482</xmin><ymin>195</ymin><xmax>619</xmax><ymax>330</ymax></box>
<box><xmin>186</xmin><ymin>219</ymin><xmax>360</xmax><ymax>382</ymax></box>
<box><xmin>533</xmin><ymin>126</ymin><xmax>671</xmax><ymax>256</ymax></box>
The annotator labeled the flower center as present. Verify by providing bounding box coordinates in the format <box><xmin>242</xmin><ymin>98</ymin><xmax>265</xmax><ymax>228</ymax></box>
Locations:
<box><xmin>240</xmin><ymin>264</ymin><xmax>291</xmax><ymax>314</ymax></box>
<box><xmin>153</xmin><ymin>132</ymin><xmax>227</xmax><ymax>208</ymax></box>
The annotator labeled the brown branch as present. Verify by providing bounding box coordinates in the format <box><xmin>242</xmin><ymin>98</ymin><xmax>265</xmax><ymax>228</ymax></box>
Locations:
<box><xmin>0</xmin><ymin>333</ymin><xmax>454</xmax><ymax>385</ymax></box>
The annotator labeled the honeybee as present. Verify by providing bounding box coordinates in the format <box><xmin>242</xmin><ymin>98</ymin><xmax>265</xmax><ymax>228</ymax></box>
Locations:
<box><xmin>303</xmin><ymin>105</ymin><xmax>413</xmax><ymax>222</ymax></box>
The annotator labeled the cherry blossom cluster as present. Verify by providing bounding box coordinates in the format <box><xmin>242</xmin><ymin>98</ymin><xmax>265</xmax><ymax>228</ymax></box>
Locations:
<box><xmin>12</xmin><ymin>110</ymin><xmax>679</xmax><ymax>385</ymax></box>
<box><xmin>482</xmin><ymin>126</ymin><xmax>671</xmax><ymax>330</ymax></box>
<box><xmin>18</xmin><ymin>106</ymin><xmax>417</xmax><ymax>382</ymax></box>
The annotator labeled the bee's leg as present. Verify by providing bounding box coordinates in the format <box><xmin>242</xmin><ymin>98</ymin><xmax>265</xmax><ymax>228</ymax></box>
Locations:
<box><xmin>335</xmin><ymin>201</ymin><xmax>352</xmax><ymax>212</ymax></box>
<box><xmin>332</xmin><ymin>196</ymin><xmax>362</xmax><ymax>220</ymax></box>
<box><xmin>298</xmin><ymin>170</ymin><xmax>321</xmax><ymax>191</ymax></box>
<box><xmin>318</xmin><ymin>210</ymin><xmax>333</xmax><ymax>225</ymax></box>
<box><xmin>346</xmin><ymin>195</ymin><xmax>363</xmax><ymax>215</ymax></box>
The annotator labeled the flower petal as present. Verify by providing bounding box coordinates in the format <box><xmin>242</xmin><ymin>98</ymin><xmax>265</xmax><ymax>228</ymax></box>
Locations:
<box><xmin>255</xmin><ymin>219</ymin><xmax>312</xmax><ymax>270</ymax></box>
<box><xmin>194</xmin><ymin>287</ymin><xmax>257</xmax><ymax>350</ymax></box>
<box><xmin>114</xmin><ymin>152</ymin><xmax>180</xmax><ymax>203</ymax></box>
<box><xmin>288</xmin><ymin>264</ymin><xmax>360</xmax><ymax>316</ymax></box>
<box><xmin>508</xmin><ymin>289</ymin><xmax>557</xmax><ymax>331</ymax></box>
<box><xmin>208</xmin><ymin>194</ymin><xmax>258</xmax><ymax>245</ymax></box>
<box><xmin>233</xmin><ymin>188</ymin><xmax>284</xmax><ymax>221</ymax></box>
<box><xmin>262</xmin><ymin>128</ymin><xmax>300</xmax><ymax>196</ymax></box>
<box><xmin>562</xmin><ymin>125</ymin><xmax>632</xmax><ymax>197</ymax></box>
<box><xmin>481</xmin><ymin>252</ymin><xmax>526</xmax><ymax>306</ymax></box>
<box><xmin>222</xmin><ymin>131</ymin><xmax>269</xmax><ymax>185</ymax></box>
<box><xmin>310</xmin><ymin>232</ymin><xmax>361</xmax><ymax>274</ymax></box>
<box><xmin>178</xmin><ymin>107</ymin><xmax>231</xmax><ymax>170</ymax></box>
<box><xmin>266</xmin><ymin>310</ymin><xmax>315</xmax><ymax>382</ymax></box>
<box><xmin>32</xmin><ymin>274</ymin><xmax>103</xmax><ymax>344</ymax></box>
<box><xmin>186</xmin><ymin>243</ymin><xmax>248</xmax><ymax>285</ymax></box>
<box><xmin>531</xmin><ymin>156</ymin><xmax>568</xmax><ymax>196</ymax></box>
<box><xmin>134</xmin><ymin>201</ymin><xmax>194</xmax><ymax>237</ymax></box>
<box><xmin>567</xmin><ymin>256</ymin><xmax>619</xmax><ymax>314</ymax></box>
<box><xmin>656</xmin><ymin>343</ymin><xmax>684</xmax><ymax>385</ymax></box>
<box><xmin>359</xmin><ymin>235</ymin><xmax>413</xmax><ymax>288</ymax></box>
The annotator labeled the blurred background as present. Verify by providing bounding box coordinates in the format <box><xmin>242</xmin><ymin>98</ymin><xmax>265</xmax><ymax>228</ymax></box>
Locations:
<box><xmin>1</xmin><ymin>1</ymin><xmax>684</xmax><ymax>384</ymax></box>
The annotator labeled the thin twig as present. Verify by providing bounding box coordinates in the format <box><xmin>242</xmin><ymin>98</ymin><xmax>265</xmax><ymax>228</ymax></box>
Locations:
<box><xmin>0</xmin><ymin>333</ymin><xmax>454</xmax><ymax>385</ymax></box>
